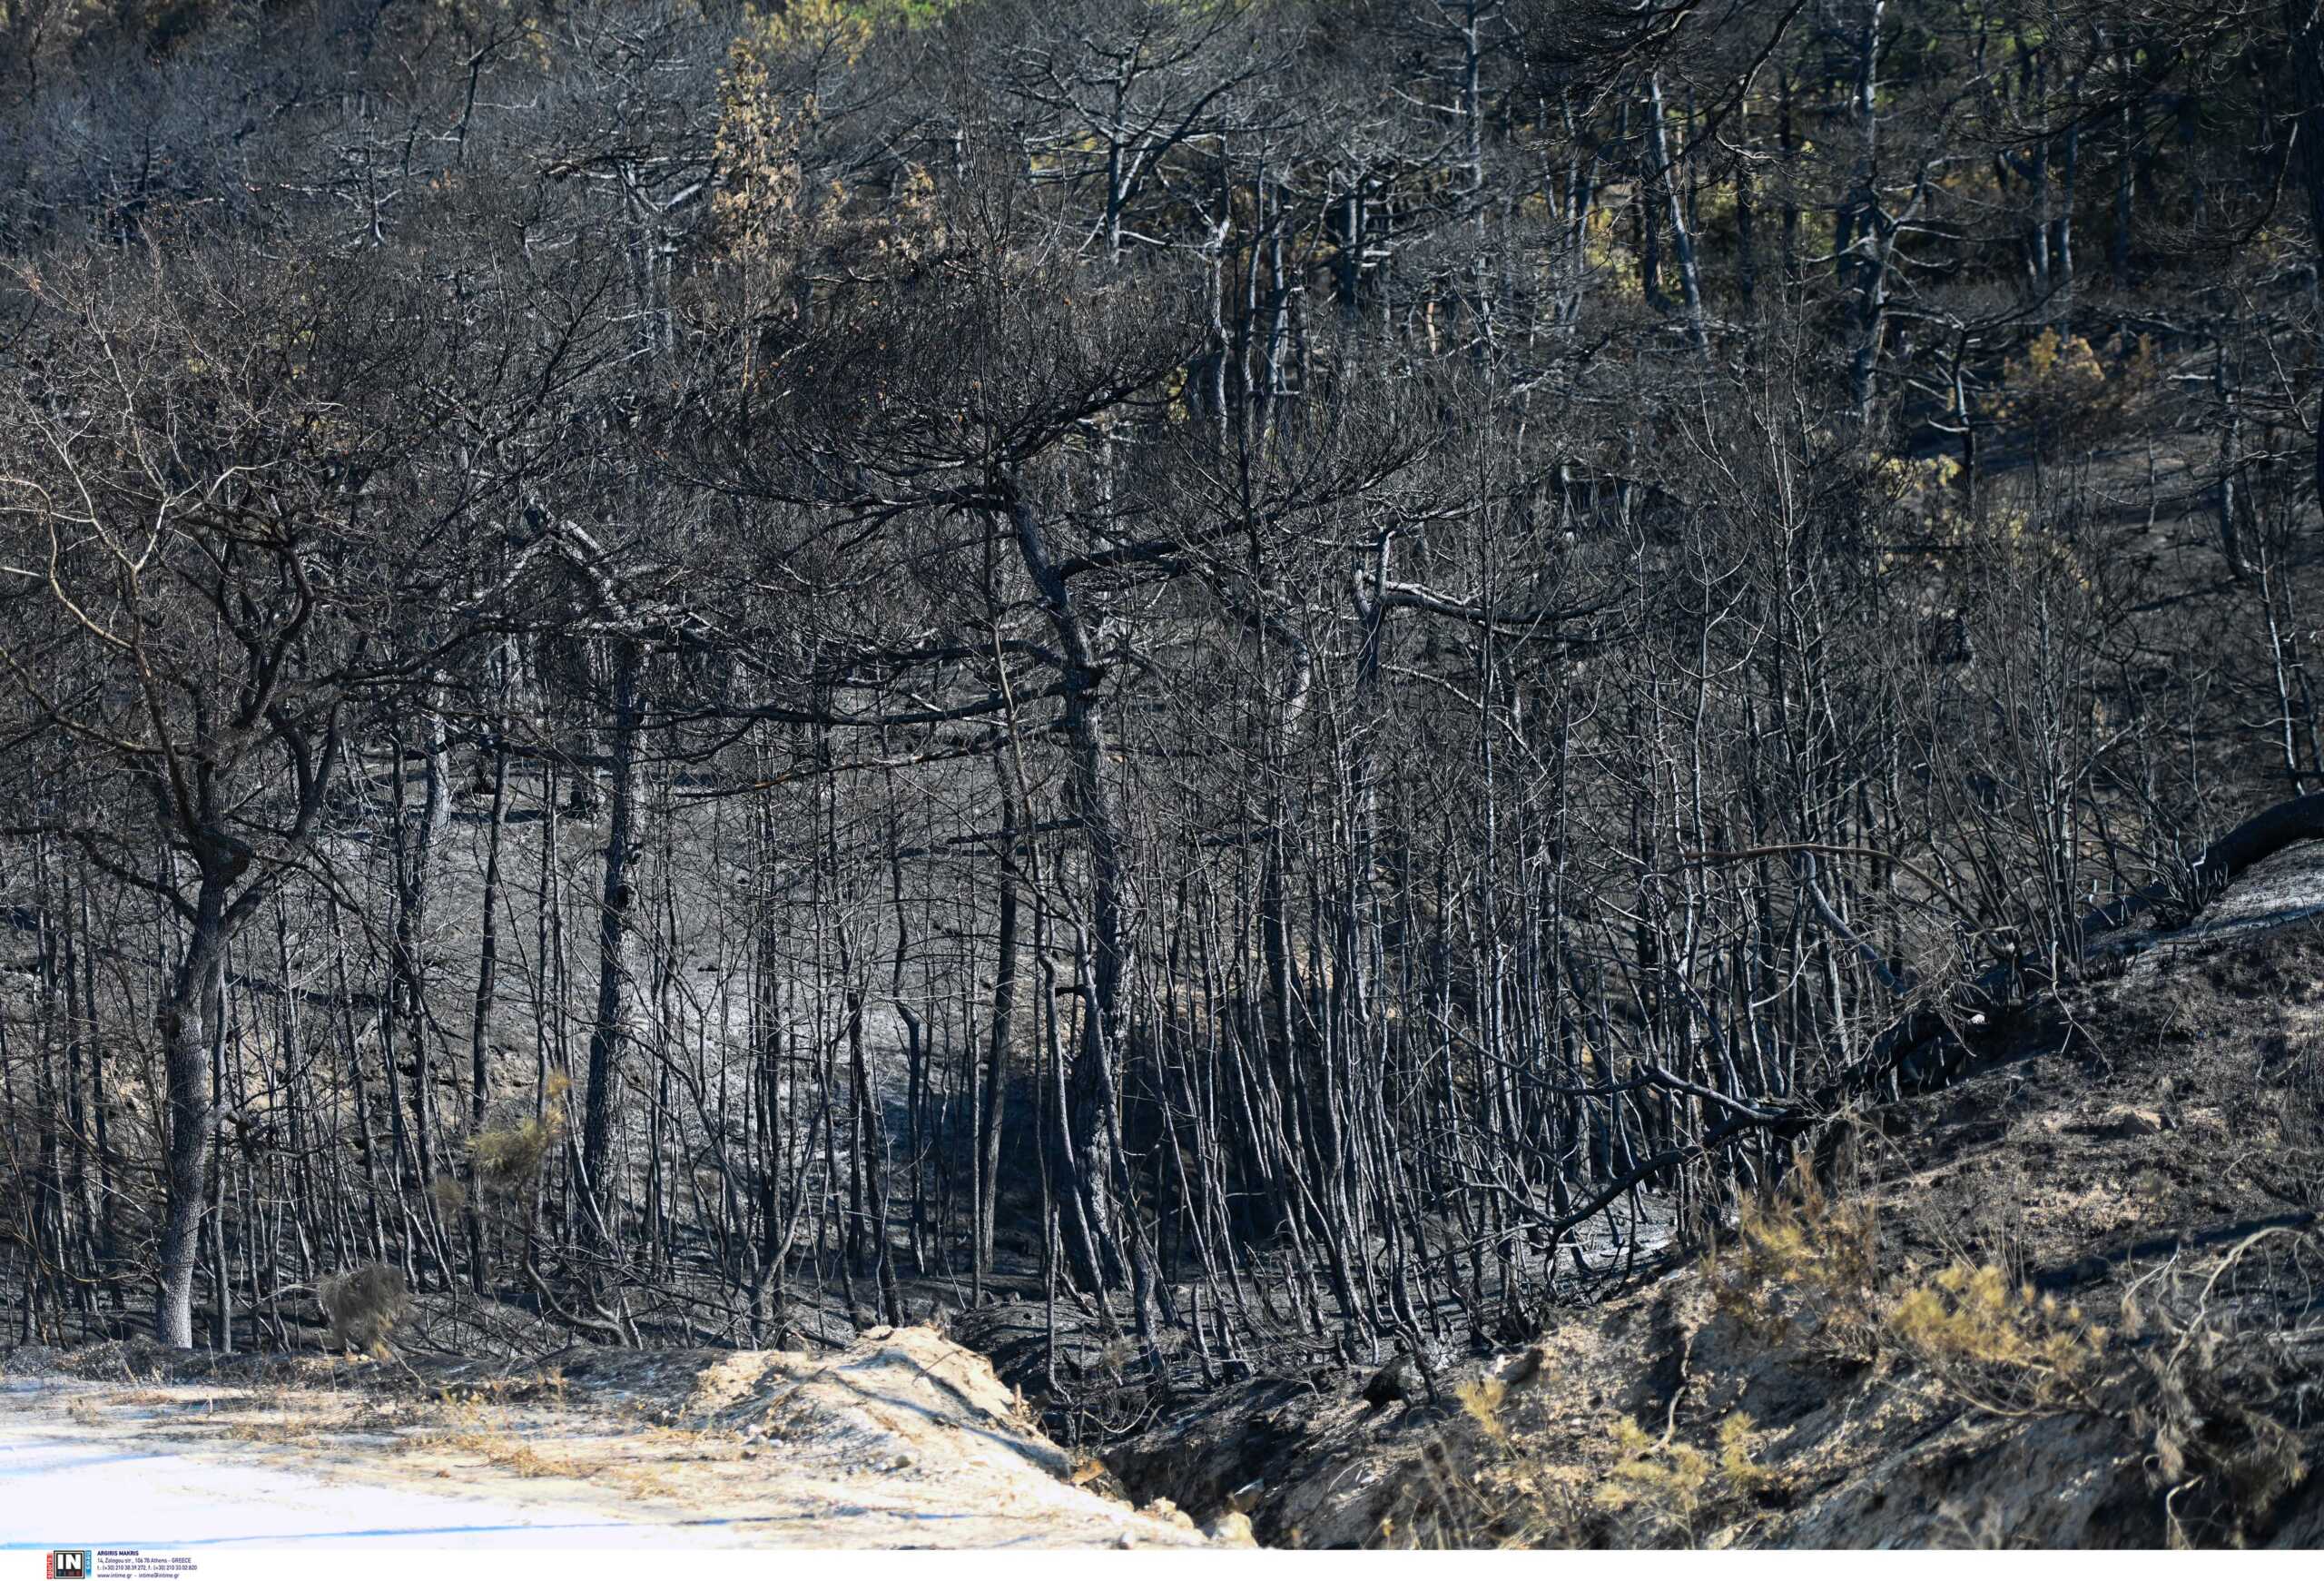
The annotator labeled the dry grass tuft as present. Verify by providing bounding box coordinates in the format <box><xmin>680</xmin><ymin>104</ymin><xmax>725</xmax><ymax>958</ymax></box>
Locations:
<box><xmin>1705</xmin><ymin>1168</ymin><xmax>1878</xmax><ymax>1360</ymax></box>
<box><xmin>469</xmin><ymin>1075</ymin><xmax>567</xmax><ymax>1191</ymax></box>
<box><xmin>438</xmin><ymin>1428</ymin><xmax>583</xmax><ymax>1479</ymax></box>
<box><xmin>1886</xmin><ymin>1261</ymin><xmax>2108</xmax><ymax>1417</ymax></box>
<box><xmin>1591</xmin><ymin>1410</ymin><xmax>1780</xmax><ymax>1546</ymax></box>
<box><xmin>1416</xmin><ymin>1366</ymin><xmax>1783</xmax><ymax>1549</ymax></box>
<box><xmin>319</xmin><ymin>1263</ymin><xmax>410</xmax><ymax>1353</ymax></box>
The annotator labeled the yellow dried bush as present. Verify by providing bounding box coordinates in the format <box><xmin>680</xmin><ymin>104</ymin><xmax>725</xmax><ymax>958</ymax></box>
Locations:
<box><xmin>1886</xmin><ymin>1260</ymin><xmax>2107</xmax><ymax>1417</ymax></box>
<box><xmin>1705</xmin><ymin>1171</ymin><xmax>1878</xmax><ymax>1359</ymax></box>
<box><xmin>469</xmin><ymin>1073</ymin><xmax>567</xmax><ymax>1191</ymax></box>
<box><xmin>1984</xmin><ymin>328</ymin><xmax>2159</xmax><ymax>450</ymax></box>
<box><xmin>1595</xmin><ymin>1412</ymin><xmax>1778</xmax><ymax>1546</ymax></box>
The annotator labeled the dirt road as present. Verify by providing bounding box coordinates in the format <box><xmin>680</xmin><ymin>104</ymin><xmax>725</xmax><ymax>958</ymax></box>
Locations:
<box><xmin>0</xmin><ymin>1330</ymin><xmax>1214</xmax><ymax>1550</ymax></box>
<box><xmin>0</xmin><ymin>1422</ymin><xmax>781</xmax><ymax>1548</ymax></box>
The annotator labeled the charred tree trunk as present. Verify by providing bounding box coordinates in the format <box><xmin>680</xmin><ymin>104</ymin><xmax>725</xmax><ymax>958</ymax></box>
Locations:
<box><xmin>580</xmin><ymin>638</ymin><xmax>642</xmax><ymax>1265</ymax></box>
<box><xmin>155</xmin><ymin>868</ymin><xmax>233</xmax><ymax>1349</ymax></box>
<box><xmin>1000</xmin><ymin>478</ymin><xmax>1165</xmax><ymax>1365</ymax></box>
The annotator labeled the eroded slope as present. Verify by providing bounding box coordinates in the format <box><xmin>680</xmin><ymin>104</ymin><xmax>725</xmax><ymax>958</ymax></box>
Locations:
<box><xmin>1108</xmin><ymin>865</ymin><xmax>2324</xmax><ymax>1548</ymax></box>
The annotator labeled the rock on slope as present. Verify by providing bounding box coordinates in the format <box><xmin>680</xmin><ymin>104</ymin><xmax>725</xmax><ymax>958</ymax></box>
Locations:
<box><xmin>1108</xmin><ymin>854</ymin><xmax>2324</xmax><ymax>1548</ymax></box>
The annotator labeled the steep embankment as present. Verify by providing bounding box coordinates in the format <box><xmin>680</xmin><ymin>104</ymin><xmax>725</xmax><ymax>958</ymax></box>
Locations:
<box><xmin>0</xmin><ymin>1326</ymin><xmax>1226</xmax><ymax>1549</ymax></box>
<box><xmin>1107</xmin><ymin>849</ymin><xmax>2324</xmax><ymax>1548</ymax></box>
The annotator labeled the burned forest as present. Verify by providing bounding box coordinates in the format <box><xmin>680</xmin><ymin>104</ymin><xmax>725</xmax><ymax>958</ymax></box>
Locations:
<box><xmin>4</xmin><ymin>0</ymin><xmax>2324</xmax><ymax>1549</ymax></box>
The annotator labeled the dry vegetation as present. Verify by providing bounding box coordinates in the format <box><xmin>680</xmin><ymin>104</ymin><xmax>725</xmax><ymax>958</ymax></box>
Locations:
<box><xmin>1100</xmin><ymin>881</ymin><xmax>2324</xmax><ymax>1548</ymax></box>
<box><xmin>0</xmin><ymin>0</ymin><xmax>2322</xmax><ymax>1552</ymax></box>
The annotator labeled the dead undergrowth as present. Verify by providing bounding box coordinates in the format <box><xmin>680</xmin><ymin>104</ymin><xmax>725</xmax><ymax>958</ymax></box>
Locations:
<box><xmin>1104</xmin><ymin>885</ymin><xmax>2324</xmax><ymax>1549</ymax></box>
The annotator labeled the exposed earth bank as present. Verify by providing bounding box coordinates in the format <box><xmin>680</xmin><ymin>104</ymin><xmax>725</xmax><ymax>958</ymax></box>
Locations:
<box><xmin>1102</xmin><ymin>855</ymin><xmax>2324</xmax><ymax>1548</ymax></box>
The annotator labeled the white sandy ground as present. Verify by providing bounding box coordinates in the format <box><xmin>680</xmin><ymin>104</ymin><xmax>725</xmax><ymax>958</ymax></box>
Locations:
<box><xmin>0</xmin><ymin>1334</ymin><xmax>1214</xmax><ymax>1550</ymax></box>
<box><xmin>0</xmin><ymin>1422</ymin><xmax>775</xmax><ymax>1548</ymax></box>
